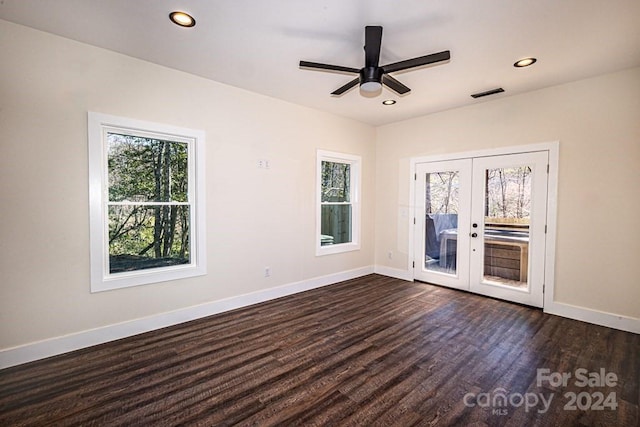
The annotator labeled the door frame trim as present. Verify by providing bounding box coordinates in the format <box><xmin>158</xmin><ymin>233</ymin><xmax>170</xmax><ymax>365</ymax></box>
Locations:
<box><xmin>408</xmin><ymin>141</ymin><xmax>559</xmax><ymax>308</ymax></box>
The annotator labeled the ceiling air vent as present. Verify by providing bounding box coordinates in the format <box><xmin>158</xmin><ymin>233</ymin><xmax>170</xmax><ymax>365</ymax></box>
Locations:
<box><xmin>471</xmin><ymin>88</ymin><xmax>505</xmax><ymax>98</ymax></box>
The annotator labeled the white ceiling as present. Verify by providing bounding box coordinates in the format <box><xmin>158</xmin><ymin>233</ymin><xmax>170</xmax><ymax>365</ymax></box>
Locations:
<box><xmin>1</xmin><ymin>0</ymin><xmax>639</xmax><ymax>126</ymax></box>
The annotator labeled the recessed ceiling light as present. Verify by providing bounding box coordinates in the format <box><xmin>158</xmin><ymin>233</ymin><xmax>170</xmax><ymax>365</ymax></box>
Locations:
<box><xmin>382</xmin><ymin>99</ymin><xmax>396</xmax><ymax>105</ymax></box>
<box><xmin>514</xmin><ymin>57</ymin><xmax>537</xmax><ymax>68</ymax></box>
<box><xmin>169</xmin><ymin>11</ymin><xmax>196</xmax><ymax>27</ymax></box>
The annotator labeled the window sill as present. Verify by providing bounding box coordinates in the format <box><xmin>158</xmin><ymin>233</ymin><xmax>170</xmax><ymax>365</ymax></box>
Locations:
<box><xmin>91</xmin><ymin>263</ymin><xmax>206</xmax><ymax>293</ymax></box>
<box><xmin>316</xmin><ymin>242</ymin><xmax>361</xmax><ymax>256</ymax></box>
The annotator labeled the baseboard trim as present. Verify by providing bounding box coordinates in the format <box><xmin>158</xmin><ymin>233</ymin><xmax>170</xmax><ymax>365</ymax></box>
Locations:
<box><xmin>0</xmin><ymin>266</ymin><xmax>374</xmax><ymax>369</ymax></box>
<box><xmin>4</xmin><ymin>267</ymin><xmax>635</xmax><ymax>369</ymax></box>
<box><xmin>373</xmin><ymin>265</ymin><xmax>413</xmax><ymax>281</ymax></box>
<box><xmin>370</xmin><ymin>267</ymin><xmax>639</xmax><ymax>335</ymax></box>
<box><xmin>544</xmin><ymin>302</ymin><xmax>640</xmax><ymax>334</ymax></box>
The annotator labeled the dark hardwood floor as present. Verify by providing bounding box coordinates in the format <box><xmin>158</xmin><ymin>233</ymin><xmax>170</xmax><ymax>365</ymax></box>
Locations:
<box><xmin>1</xmin><ymin>274</ymin><xmax>638</xmax><ymax>426</ymax></box>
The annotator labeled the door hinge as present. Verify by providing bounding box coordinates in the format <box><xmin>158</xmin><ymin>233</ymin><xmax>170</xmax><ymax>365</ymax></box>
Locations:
<box><xmin>412</xmin><ymin>261</ymin><xmax>415</xmax><ymax>268</ymax></box>
<box><xmin>545</xmin><ymin>225</ymin><xmax>547</xmax><ymax>234</ymax></box>
<box><xmin>413</xmin><ymin>217</ymin><xmax>416</xmax><ymax>225</ymax></box>
<box><xmin>547</xmin><ymin>164</ymin><xmax>550</xmax><ymax>174</ymax></box>
<box><xmin>414</xmin><ymin>173</ymin><xmax>417</xmax><ymax>180</ymax></box>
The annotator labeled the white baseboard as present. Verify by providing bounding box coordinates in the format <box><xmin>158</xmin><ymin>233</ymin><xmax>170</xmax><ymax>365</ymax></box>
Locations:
<box><xmin>544</xmin><ymin>302</ymin><xmax>640</xmax><ymax>334</ymax></box>
<box><xmin>4</xmin><ymin>267</ymin><xmax>636</xmax><ymax>370</ymax></box>
<box><xmin>373</xmin><ymin>265</ymin><xmax>413</xmax><ymax>281</ymax></box>
<box><xmin>0</xmin><ymin>266</ymin><xmax>374</xmax><ymax>369</ymax></box>
<box><xmin>370</xmin><ymin>267</ymin><xmax>639</xmax><ymax>335</ymax></box>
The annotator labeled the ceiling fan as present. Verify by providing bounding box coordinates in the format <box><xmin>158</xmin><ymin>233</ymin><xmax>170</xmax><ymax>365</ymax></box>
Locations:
<box><xmin>299</xmin><ymin>26</ymin><xmax>450</xmax><ymax>96</ymax></box>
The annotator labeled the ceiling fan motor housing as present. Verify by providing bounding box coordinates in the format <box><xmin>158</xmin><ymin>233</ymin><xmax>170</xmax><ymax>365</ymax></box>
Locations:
<box><xmin>360</xmin><ymin>67</ymin><xmax>384</xmax><ymax>91</ymax></box>
<box><xmin>360</xmin><ymin>67</ymin><xmax>384</xmax><ymax>92</ymax></box>
<box><xmin>360</xmin><ymin>66</ymin><xmax>383</xmax><ymax>84</ymax></box>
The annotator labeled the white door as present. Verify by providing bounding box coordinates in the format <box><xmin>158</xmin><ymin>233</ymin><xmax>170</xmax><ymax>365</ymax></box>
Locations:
<box><xmin>414</xmin><ymin>151</ymin><xmax>549</xmax><ymax>307</ymax></box>
<box><xmin>414</xmin><ymin>159</ymin><xmax>472</xmax><ymax>290</ymax></box>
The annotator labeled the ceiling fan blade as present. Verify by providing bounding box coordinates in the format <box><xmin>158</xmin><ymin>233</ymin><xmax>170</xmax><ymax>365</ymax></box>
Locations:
<box><xmin>331</xmin><ymin>78</ymin><xmax>360</xmax><ymax>95</ymax></box>
<box><xmin>299</xmin><ymin>61</ymin><xmax>359</xmax><ymax>74</ymax></box>
<box><xmin>382</xmin><ymin>75</ymin><xmax>411</xmax><ymax>95</ymax></box>
<box><xmin>382</xmin><ymin>50</ymin><xmax>450</xmax><ymax>74</ymax></box>
<box><xmin>364</xmin><ymin>26</ymin><xmax>383</xmax><ymax>68</ymax></box>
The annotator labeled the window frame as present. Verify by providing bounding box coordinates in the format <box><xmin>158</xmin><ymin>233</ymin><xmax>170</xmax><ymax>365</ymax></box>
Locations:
<box><xmin>316</xmin><ymin>150</ymin><xmax>361</xmax><ymax>256</ymax></box>
<box><xmin>88</xmin><ymin>112</ymin><xmax>206</xmax><ymax>292</ymax></box>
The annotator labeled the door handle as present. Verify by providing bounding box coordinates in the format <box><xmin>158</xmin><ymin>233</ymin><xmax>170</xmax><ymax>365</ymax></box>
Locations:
<box><xmin>471</xmin><ymin>232</ymin><xmax>478</xmax><ymax>238</ymax></box>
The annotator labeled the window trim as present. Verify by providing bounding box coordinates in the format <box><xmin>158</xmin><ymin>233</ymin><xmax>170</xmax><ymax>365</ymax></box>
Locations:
<box><xmin>316</xmin><ymin>150</ymin><xmax>361</xmax><ymax>256</ymax></box>
<box><xmin>88</xmin><ymin>112</ymin><xmax>206</xmax><ymax>292</ymax></box>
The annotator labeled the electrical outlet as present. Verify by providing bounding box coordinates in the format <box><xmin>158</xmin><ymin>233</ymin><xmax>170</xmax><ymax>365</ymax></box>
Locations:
<box><xmin>257</xmin><ymin>159</ymin><xmax>270</xmax><ymax>169</ymax></box>
<box><xmin>264</xmin><ymin>267</ymin><xmax>271</xmax><ymax>277</ymax></box>
<box><xmin>388</xmin><ymin>251</ymin><xmax>393</xmax><ymax>260</ymax></box>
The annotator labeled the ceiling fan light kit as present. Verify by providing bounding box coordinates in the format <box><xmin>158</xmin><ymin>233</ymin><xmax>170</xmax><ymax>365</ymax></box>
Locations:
<box><xmin>300</xmin><ymin>26</ymin><xmax>450</xmax><ymax>97</ymax></box>
<box><xmin>361</xmin><ymin>81</ymin><xmax>383</xmax><ymax>93</ymax></box>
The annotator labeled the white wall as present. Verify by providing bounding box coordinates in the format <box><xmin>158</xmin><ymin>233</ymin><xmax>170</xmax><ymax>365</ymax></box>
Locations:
<box><xmin>0</xmin><ymin>20</ymin><xmax>376</xmax><ymax>351</ymax></box>
<box><xmin>2</xmin><ymin>19</ymin><xmax>638</xmax><ymax>363</ymax></box>
<box><xmin>375</xmin><ymin>67</ymin><xmax>640</xmax><ymax>321</ymax></box>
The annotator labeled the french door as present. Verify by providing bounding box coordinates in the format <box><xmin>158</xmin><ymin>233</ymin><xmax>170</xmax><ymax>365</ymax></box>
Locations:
<box><xmin>414</xmin><ymin>151</ymin><xmax>549</xmax><ymax>307</ymax></box>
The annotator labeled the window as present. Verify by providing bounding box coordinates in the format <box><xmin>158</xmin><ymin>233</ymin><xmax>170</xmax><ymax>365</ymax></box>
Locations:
<box><xmin>316</xmin><ymin>150</ymin><xmax>361</xmax><ymax>255</ymax></box>
<box><xmin>88</xmin><ymin>112</ymin><xmax>206</xmax><ymax>292</ymax></box>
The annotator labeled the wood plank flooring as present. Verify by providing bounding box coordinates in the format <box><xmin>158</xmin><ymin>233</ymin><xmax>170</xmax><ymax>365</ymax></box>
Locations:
<box><xmin>1</xmin><ymin>274</ymin><xmax>638</xmax><ymax>426</ymax></box>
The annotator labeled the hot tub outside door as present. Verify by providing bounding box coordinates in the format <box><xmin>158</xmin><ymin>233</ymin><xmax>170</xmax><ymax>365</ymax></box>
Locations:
<box><xmin>414</xmin><ymin>151</ymin><xmax>549</xmax><ymax>308</ymax></box>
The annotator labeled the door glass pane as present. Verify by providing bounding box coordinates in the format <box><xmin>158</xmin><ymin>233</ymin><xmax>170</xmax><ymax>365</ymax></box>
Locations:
<box><xmin>424</xmin><ymin>171</ymin><xmax>459</xmax><ymax>274</ymax></box>
<box><xmin>483</xmin><ymin>166</ymin><xmax>531</xmax><ymax>288</ymax></box>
